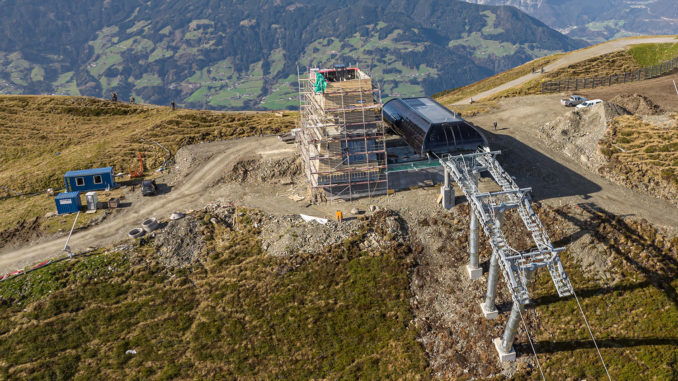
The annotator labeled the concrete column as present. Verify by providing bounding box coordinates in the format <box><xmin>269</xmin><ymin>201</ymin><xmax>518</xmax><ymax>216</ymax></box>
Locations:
<box><xmin>466</xmin><ymin>210</ymin><xmax>482</xmax><ymax>279</ymax></box>
<box><xmin>444</xmin><ymin>166</ymin><xmax>450</xmax><ymax>189</ymax></box>
<box><xmin>481</xmin><ymin>210</ymin><xmax>504</xmax><ymax>319</ymax></box>
<box><xmin>493</xmin><ymin>301</ymin><xmax>524</xmax><ymax>362</ymax></box>
<box><xmin>494</xmin><ymin>267</ymin><xmax>535</xmax><ymax>362</ymax></box>
<box><xmin>441</xmin><ymin>167</ymin><xmax>454</xmax><ymax>210</ymax></box>
<box><xmin>467</xmin><ymin>172</ymin><xmax>482</xmax><ymax>280</ymax></box>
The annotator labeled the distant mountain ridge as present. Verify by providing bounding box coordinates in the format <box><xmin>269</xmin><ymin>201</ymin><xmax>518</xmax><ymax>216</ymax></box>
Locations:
<box><xmin>461</xmin><ymin>0</ymin><xmax>678</xmax><ymax>42</ymax></box>
<box><xmin>0</xmin><ymin>0</ymin><xmax>586</xmax><ymax>110</ymax></box>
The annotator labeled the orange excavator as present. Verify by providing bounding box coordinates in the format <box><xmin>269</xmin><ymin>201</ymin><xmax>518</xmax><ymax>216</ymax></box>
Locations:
<box><xmin>130</xmin><ymin>152</ymin><xmax>144</xmax><ymax>178</ymax></box>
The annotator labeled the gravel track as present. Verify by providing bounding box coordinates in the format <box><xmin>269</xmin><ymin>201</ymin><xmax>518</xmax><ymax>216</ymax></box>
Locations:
<box><xmin>455</xmin><ymin>36</ymin><xmax>678</xmax><ymax>105</ymax></box>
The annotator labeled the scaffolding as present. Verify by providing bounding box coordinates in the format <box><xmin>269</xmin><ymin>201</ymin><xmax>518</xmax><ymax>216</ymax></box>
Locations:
<box><xmin>297</xmin><ymin>66</ymin><xmax>388</xmax><ymax>201</ymax></box>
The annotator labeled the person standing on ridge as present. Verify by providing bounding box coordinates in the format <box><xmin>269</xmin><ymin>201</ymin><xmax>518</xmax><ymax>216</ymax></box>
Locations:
<box><xmin>111</xmin><ymin>92</ymin><xmax>118</xmax><ymax>102</ymax></box>
<box><xmin>171</xmin><ymin>101</ymin><xmax>176</xmax><ymax>111</ymax></box>
<box><xmin>494</xmin><ymin>121</ymin><xmax>498</xmax><ymax>131</ymax></box>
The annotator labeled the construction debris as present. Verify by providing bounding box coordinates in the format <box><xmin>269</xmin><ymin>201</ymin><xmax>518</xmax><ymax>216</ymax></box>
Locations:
<box><xmin>299</xmin><ymin>214</ymin><xmax>328</xmax><ymax>224</ymax></box>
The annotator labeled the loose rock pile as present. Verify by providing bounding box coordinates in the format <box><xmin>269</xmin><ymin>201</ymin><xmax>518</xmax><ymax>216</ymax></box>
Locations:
<box><xmin>610</xmin><ymin>93</ymin><xmax>664</xmax><ymax>115</ymax></box>
<box><xmin>153</xmin><ymin>216</ymin><xmax>205</xmax><ymax>269</ymax></box>
<box><xmin>539</xmin><ymin>102</ymin><xmax>630</xmax><ymax>171</ymax></box>
<box><xmin>228</xmin><ymin>156</ymin><xmax>301</xmax><ymax>184</ymax></box>
<box><xmin>258</xmin><ymin>215</ymin><xmax>361</xmax><ymax>257</ymax></box>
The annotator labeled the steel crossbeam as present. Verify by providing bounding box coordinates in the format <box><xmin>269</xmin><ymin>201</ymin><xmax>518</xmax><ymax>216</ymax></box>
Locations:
<box><xmin>439</xmin><ymin>148</ymin><xmax>574</xmax><ymax>361</ymax></box>
<box><xmin>440</xmin><ymin>148</ymin><xmax>573</xmax><ymax>305</ymax></box>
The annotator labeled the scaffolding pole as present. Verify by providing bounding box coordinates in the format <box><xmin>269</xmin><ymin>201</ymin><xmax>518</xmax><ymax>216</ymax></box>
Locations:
<box><xmin>297</xmin><ymin>67</ymin><xmax>388</xmax><ymax>201</ymax></box>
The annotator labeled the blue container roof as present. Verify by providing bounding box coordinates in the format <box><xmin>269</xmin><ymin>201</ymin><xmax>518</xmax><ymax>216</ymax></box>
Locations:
<box><xmin>64</xmin><ymin>167</ymin><xmax>114</xmax><ymax>177</ymax></box>
<box><xmin>56</xmin><ymin>191</ymin><xmax>81</xmax><ymax>199</ymax></box>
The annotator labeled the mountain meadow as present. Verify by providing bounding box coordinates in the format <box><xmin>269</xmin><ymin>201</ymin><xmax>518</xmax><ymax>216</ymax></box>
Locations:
<box><xmin>0</xmin><ymin>0</ymin><xmax>586</xmax><ymax>110</ymax></box>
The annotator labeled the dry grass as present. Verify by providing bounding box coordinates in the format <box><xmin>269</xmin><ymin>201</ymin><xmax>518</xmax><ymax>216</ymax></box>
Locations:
<box><xmin>0</xmin><ymin>210</ymin><xmax>429</xmax><ymax>379</ymax></box>
<box><xmin>434</xmin><ymin>54</ymin><xmax>563</xmax><ymax>106</ymax></box>
<box><xmin>541</xmin><ymin>50</ymin><xmax>640</xmax><ymax>82</ymax></box>
<box><xmin>598</xmin><ymin>114</ymin><xmax>678</xmax><ymax>204</ymax></box>
<box><xmin>0</xmin><ymin>95</ymin><xmax>296</xmax><ymax>246</ymax></box>
<box><xmin>0</xmin><ymin>96</ymin><xmax>296</xmax><ymax>195</ymax></box>
<box><xmin>445</xmin><ymin>101</ymin><xmax>499</xmax><ymax>118</ymax></box>
<box><xmin>488</xmin><ymin>50</ymin><xmax>641</xmax><ymax>100</ymax></box>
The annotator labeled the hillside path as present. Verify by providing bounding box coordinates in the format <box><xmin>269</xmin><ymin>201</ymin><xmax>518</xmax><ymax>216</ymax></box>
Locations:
<box><xmin>466</xmin><ymin>94</ymin><xmax>678</xmax><ymax>232</ymax></box>
<box><xmin>455</xmin><ymin>36</ymin><xmax>678</xmax><ymax>105</ymax></box>
<box><xmin>2</xmin><ymin>111</ymin><xmax>677</xmax><ymax>273</ymax></box>
<box><xmin>0</xmin><ymin>138</ymin><xmax>334</xmax><ymax>272</ymax></box>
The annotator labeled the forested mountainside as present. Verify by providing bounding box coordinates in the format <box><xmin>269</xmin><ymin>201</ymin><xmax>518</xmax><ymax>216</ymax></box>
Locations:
<box><xmin>0</xmin><ymin>0</ymin><xmax>585</xmax><ymax>110</ymax></box>
<box><xmin>461</xmin><ymin>0</ymin><xmax>678</xmax><ymax>42</ymax></box>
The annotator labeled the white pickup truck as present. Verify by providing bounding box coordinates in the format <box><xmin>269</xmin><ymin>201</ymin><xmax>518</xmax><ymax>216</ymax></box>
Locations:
<box><xmin>560</xmin><ymin>95</ymin><xmax>587</xmax><ymax>107</ymax></box>
<box><xmin>576</xmin><ymin>99</ymin><xmax>603</xmax><ymax>109</ymax></box>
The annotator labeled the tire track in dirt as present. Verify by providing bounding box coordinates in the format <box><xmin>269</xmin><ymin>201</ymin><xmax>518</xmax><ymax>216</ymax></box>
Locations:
<box><xmin>0</xmin><ymin>137</ymin><xmax>270</xmax><ymax>272</ymax></box>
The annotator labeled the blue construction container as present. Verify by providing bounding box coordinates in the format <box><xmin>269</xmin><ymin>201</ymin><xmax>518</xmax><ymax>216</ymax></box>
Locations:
<box><xmin>64</xmin><ymin>167</ymin><xmax>116</xmax><ymax>192</ymax></box>
<box><xmin>55</xmin><ymin>192</ymin><xmax>82</xmax><ymax>215</ymax></box>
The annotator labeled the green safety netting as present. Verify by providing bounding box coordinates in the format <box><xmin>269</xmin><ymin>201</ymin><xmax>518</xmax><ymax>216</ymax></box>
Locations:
<box><xmin>314</xmin><ymin>71</ymin><xmax>327</xmax><ymax>93</ymax></box>
<box><xmin>386</xmin><ymin>160</ymin><xmax>442</xmax><ymax>173</ymax></box>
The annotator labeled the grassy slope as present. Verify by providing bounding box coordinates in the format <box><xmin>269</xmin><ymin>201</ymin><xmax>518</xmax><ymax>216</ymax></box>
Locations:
<box><xmin>528</xmin><ymin>206</ymin><xmax>678</xmax><ymax>380</ymax></box>
<box><xmin>486</xmin><ymin>49</ymin><xmax>642</xmax><ymax>100</ymax></box>
<box><xmin>0</xmin><ymin>96</ymin><xmax>295</xmax><ymax>243</ymax></box>
<box><xmin>0</xmin><ymin>96</ymin><xmax>296</xmax><ymax>194</ymax></box>
<box><xmin>434</xmin><ymin>54</ymin><xmax>563</xmax><ymax>106</ymax></box>
<box><xmin>434</xmin><ymin>41</ymin><xmax>678</xmax><ymax>103</ymax></box>
<box><xmin>2</xmin><ymin>203</ymin><xmax>676</xmax><ymax>379</ymax></box>
<box><xmin>598</xmin><ymin>114</ymin><xmax>678</xmax><ymax>202</ymax></box>
<box><xmin>628</xmin><ymin>42</ymin><xmax>678</xmax><ymax>67</ymax></box>
<box><xmin>0</xmin><ymin>210</ymin><xmax>429</xmax><ymax>379</ymax></box>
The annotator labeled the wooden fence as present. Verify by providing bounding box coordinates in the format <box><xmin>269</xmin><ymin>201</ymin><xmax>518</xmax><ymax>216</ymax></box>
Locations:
<box><xmin>541</xmin><ymin>56</ymin><xmax>678</xmax><ymax>93</ymax></box>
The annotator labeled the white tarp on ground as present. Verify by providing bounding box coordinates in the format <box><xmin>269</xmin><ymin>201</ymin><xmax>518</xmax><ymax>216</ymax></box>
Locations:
<box><xmin>299</xmin><ymin>214</ymin><xmax>328</xmax><ymax>225</ymax></box>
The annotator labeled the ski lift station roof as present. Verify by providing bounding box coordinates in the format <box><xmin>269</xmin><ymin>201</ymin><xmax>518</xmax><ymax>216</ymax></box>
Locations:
<box><xmin>383</xmin><ymin>97</ymin><xmax>487</xmax><ymax>155</ymax></box>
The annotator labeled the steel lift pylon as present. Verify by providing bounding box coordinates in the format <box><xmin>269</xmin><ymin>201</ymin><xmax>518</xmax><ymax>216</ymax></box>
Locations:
<box><xmin>439</xmin><ymin>148</ymin><xmax>573</xmax><ymax>362</ymax></box>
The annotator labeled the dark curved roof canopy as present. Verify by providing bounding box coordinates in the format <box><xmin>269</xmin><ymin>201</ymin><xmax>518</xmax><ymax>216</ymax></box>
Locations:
<box><xmin>383</xmin><ymin>97</ymin><xmax>487</xmax><ymax>155</ymax></box>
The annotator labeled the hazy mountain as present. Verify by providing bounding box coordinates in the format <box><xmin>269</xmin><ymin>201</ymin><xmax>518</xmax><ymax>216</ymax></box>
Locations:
<box><xmin>461</xmin><ymin>0</ymin><xmax>678</xmax><ymax>42</ymax></box>
<box><xmin>0</xmin><ymin>0</ymin><xmax>586</xmax><ymax>110</ymax></box>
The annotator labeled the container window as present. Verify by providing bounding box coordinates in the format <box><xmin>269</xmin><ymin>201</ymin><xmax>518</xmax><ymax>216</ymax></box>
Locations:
<box><xmin>76</xmin><ymin>177</ymin><xmax>85</xmax><ymax>186</ymax></box>
<box><xmin>93</xmin><ymin>175</ymin><xmax>103</xmax><ymax>184</ymax></box>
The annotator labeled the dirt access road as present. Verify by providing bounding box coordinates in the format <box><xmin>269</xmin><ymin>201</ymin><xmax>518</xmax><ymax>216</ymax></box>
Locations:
<box><xmin>466</xmin><ymin>94</ymin><xmax>678</xmax><ymax>231</ymax></box>
<box><xmin>3</xmin><ymin>102</ymin><xmax>676</xmax><ymax>273</ymax></box>
<box><xmin>0</xmin><ymin>137</ymin><xmax>333</xmax><ymax>272</ymax></box>
<box><xmin>455</xmin><ymin>35</ymin><xmax>678</xmax><ymax>105</ymax></box>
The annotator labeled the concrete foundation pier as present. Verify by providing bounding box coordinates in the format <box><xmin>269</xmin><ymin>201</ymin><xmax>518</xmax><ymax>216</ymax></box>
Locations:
<box><xmin>441</xmin><ymin>167</ymin><xmax>454</xmax><ymax>210</ymax></box>
<box><xmin>482</xmin><ymin>211</ymin><xmax>504</xmax><ymax>319</ymax></box>
<box><xmin>467</xmin><ymin>209</ymin><xmax>482</xmax><ymax>280</ymax></box>
<box><xmin>493</xmin><ymin>301</ymin><xmax>524</xmax><ymax>362</ymax></box>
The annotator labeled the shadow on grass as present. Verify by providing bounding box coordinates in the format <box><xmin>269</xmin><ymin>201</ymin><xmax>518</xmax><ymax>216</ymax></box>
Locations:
<box><xmin>521</xmin><ymin>275</ymin><xmax>678</xmax><ymax>310</ymax></box>
<box><xmin>554</xmin><ymin>202</ymin><xmax>678</xmax><ymax>310</ymax></box>
<box><xmin>516</xmin><ymin>337</ymin><xmax>678</xmax><ymax>354</ymax></box>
